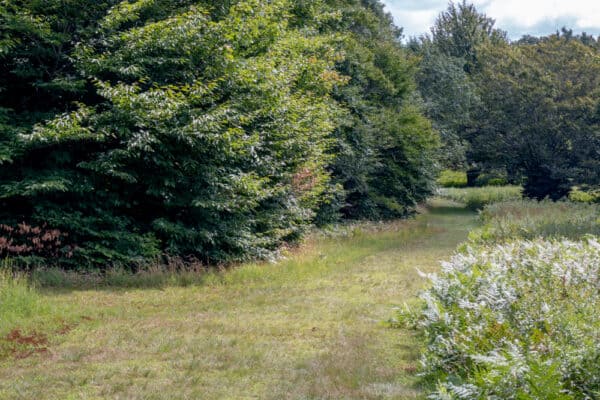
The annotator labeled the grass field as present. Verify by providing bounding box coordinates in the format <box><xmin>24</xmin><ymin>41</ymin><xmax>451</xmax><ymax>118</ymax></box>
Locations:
<box><xmin>437</xmin><ymin>186</ymin><xmax>523</xmax><ymax>210</ymax></box>
<box><xmin>0</xmin><ymin>200</ymin><xmax>478</xmax><ymax>400</ymax></box>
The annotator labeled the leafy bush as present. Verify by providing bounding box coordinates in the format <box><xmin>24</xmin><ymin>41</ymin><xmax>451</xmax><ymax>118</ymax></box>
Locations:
<box><xmin>437</xmin><ymin>170</ymin><xmax>467</xmax><ymax>188</ymax></box>
<box><xmin>569</xmin><ymin>187</ymin><xmax>600</xmax><ymax>204</ymax></box>
<box><xmin>0</xmin><ymin>0</ymin><xmax>438</xmax><ymax>269</ymax></box>
<box><xmin>1</xmin><ymin>1</ymin><xmax>343</xmax><ymax>268</ymax></box>
<box><xmin>472</xmin><ymin>200</ymin><xmax>600</xmax><ymax>242</ymax></box>
<box><xmin>437</xmin><ymin>186</ymin><xmax>522</xmax><ymax>210</ymax></box>
<box><xmin>417</xmin><ymin>238</ymin><xmax>600</xmax><ymax>399</ymax></box>
<box><xmin>0</xmin><ymin>223</ymin><xmax>74</xmax><ymax>265</ymax></box>
<box><xmin>473</xmin><ymin>172</ymin><xmax>508</xmax><ymax>187</ymax></box>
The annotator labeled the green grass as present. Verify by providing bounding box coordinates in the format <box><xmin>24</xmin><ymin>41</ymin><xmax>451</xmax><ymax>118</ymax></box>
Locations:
<box><xmin>471</xmin><ymin>199</ymin><xmax>600</xmax><ymax>242</ymax></box>
<box><xmin>0</xmin><ymin>200</ymin><xmax>478</xmax><ymax>399</ymax></box>
<box><xmin>438</xmin><ymin>185</ymin><xmax>523</xmax><ymax>210</ymax></box>
<box><xmin>0</xmin><ymin>266</ymin><xmax>45</xmax><ymax>336</ymax></box>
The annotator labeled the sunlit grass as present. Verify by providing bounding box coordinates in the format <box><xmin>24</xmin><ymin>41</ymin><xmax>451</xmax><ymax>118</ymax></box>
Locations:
<box><xmin>471</xmin><ymin>199</ymin><xmax>600</xmax><ymax>242</ymax></box>
<box><xmin>0</xmin><ymin>200</ymin><xmax>478</xmax><ymax>399</ymax></box>
<box><xmin>0</xmin><ymin>266</ymin><xmax>43</xmax><ymax>335</ymax></box>
<box><xmin>437</xmin><ymin>186</ymin><xmax>523</xmax><ymax>210</ymax></box>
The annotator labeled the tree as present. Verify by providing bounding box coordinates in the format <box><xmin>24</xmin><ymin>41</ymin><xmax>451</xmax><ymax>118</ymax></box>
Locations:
<box><xmin>302</xmin><ymin>0</ymin><xmax>439</xmax><ymax>221</ymax></box>
<box><xmin>474</xmin><ymin>36</ymin><xmax>600</xmax><ymax>199</ymax></box>
<box><xmin>1</xmin><ymin>0</ymin><xmax>439</xmax><ymax>268</ymax></box>
<box><xmin>0</xmin><ymin>0</ymin><xmax>118</xmax><ymax>162</ymax></box>
<box><xmin>430</xmin><ymin>0</ymin><xmax>506</xmax><ymax>72</ymax></box>
<box><xmin>412</xmin><ymin>1</ymin><xmax>506</xmax><ymax>179</ymax></box>
<box><xmin>0</xmin><ymin>0</ymin><xmax>344</xmax><ymax>267</ymax></box>
<box><xmin>413</xmin><ymin>41</ymin><xmax>479</xmax><ymax>169</ymax></box>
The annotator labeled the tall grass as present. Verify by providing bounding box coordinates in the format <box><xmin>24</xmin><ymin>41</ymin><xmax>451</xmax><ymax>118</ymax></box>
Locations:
<box><xmin>471</xmin><ymin>200</ymin><xmax>600</xmax><ymax>242</ymax></box>
<box><xmin>437</xmin><ymin>186</ymin><xmax>523</xmax><ymax>210</ymax></box>
<box><xmin>31</xmin><ymin>263</ymin><xmax>209</xmax><ymax>290</ymax></box>
<box><xmin>0</xmin><ymin>260</ymin><xmax>48</xmax><ymax>336</ymax></box>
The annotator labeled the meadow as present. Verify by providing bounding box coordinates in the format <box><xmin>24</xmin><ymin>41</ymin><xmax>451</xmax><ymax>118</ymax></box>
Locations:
<box><xmin>0</xmin><ymin>200</ymin><xmax>478</xmax><ymax>399</ymax></box>
<box><xmin>2</xmin><ymin>191</ymin><xmax>599</xmax><ymax>399</ymax></box>
<box><xmin>437</xmin><ymin>186</ymin><xmax>523</xmax><ymax>210</ymax></box>
<box><xmin>1</xmin><ymin>1</ymin><xmax>598</xmax><ymax>399</ymax></box>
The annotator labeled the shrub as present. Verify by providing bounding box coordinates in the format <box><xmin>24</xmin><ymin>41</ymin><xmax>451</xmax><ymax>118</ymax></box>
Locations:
<box><xmin>437</xmin><ymin>186</ymin><xmax>522</xmax><ymax>210</ymax></box>
<box><xmin>0</xmin><ymin>223</ymin><xmax>74</xmax><ymax>264</ymax></box>
<box><xmin>437</xmin><ymin>170</ymin><xmax>467</xmax><ymax>188</ymax></box>
<box><xmin>569</xmin><ymin>187</ymin><xmax>600</xmax><ymax>204</ymax></box>
<box><xmin>472</xmin><ymin>200</ymin><xmax>600</xmax><ymax>242</ymax></box>
<box><xmin>473</xmin><ymin>172</ymin><xmax>508</xmax><ymax>187</ymax></box>
<box><xmin>417</xmin><ymin>238</ymin><xmax>600</xmax><ymax>399</ymax></box>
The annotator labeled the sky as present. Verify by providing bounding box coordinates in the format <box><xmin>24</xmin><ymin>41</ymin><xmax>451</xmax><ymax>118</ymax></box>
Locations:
<box><xmin>382</xmin><ymin>0</ymin><xmax>600</xmax><ymax>40</ymax></box>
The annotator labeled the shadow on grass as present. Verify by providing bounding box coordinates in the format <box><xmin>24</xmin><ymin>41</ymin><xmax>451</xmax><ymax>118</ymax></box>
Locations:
<box><xmin>424</xmin><ymin>198</ymin><xmax>476</xmax><ymax>216</ymax></box>
<box><xmin>31</xmin><ymin>199</ymin><xmax>476</xmax><ymax>294</ymax></box>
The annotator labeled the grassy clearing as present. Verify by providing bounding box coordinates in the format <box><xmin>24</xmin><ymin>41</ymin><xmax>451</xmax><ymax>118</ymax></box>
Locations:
<box><xmin>472</xmin><ymin>200</ymin><xmax>600</xmax><ymax>242</ymax></box>
<box><xmin>0</xmin><ymin>264</ymin><xmax>90</xmax><ymax>360</ymax></box>
<box><xmin>0</xmin><ymin>199</ymin><xmax>478</xmax><ymax>399</ymax></box>
<box><xmin>437</xmin><ymin>186</ymin><xmax>523</xmax><ymax>210</ymax></box>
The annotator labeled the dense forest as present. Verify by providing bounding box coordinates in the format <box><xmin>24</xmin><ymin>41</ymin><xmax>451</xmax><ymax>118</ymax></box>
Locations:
<box><xmin>0</xmin><ymin>0</ymin><xmax>598</xmax><ymax>269</ymax></box>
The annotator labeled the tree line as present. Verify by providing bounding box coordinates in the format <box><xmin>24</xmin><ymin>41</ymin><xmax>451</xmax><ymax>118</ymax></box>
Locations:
<box><xmin>411</xmin><ymin>1</ymin><xmax>600</xmax><ymax>199</ymax></box>
<box><xmin>0</xmin><ymin>0</ymin><xmax>437</xmax><ymax>268</ymax></box>
<box><xmin>1</xmin><ymin>0</ymin><xmax>598</xmax><ymax>269</ymax></box>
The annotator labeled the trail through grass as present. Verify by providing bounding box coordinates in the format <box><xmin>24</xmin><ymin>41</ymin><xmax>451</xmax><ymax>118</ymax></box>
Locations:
<box><xmin>0</xmin><ymin>200</ymin><xmax>477</xmax><ymax>399</ymax></box>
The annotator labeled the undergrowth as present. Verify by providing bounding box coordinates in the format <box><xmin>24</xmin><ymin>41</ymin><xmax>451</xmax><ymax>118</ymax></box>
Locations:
<box><xmin>414</xmin><ymin>238</ymin><xmax>600</xmax><ymax>399</ymax></box>
<box><xmin>471</xmin><ymin>200</ymin><xmax>600</xmax><ymax>242</ymax></box>
<box><xmin>437</xmin><ymin>186</ymin><xmax>523</xmax><ymax>210</ymax></box>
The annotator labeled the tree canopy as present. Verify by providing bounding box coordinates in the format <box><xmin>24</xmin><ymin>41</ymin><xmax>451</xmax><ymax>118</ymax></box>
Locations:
<box><xmin>414</xmin><ymin>2</ymin><xmax>599</xmax><ymax>196</ymax></box>
<box><xmin>474</xmin><ymin>34</ymin><xmax>600</xmax><ymax>198</ymax></box>
<box><xmin>2</xmin><ymin>0</ymin><xmax>598</xmax><ymax>269</ymax></box>
<box><xmin>0</xmin><ymin>0</ymin><xmax>438</xmax><ymax>268</ymax></box>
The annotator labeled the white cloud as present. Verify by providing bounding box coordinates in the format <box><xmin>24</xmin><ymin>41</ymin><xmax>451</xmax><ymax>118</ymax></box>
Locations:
<box><xmin>386</xmin><ymin>7</ymin><xmax>440</xmax><ymax>37</ymax></box>
<box><xmin>382</xmin><ymin>0</ymin><xmax>600</xmax><ymax>39</ymax></box>
<box><xmin>481</xmin><ymin>0</ymin><xmax>600</xmax><ymax>29</ymax></box>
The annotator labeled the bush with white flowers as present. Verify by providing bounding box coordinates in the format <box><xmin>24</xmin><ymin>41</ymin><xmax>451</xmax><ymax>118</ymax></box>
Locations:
<box><xmin>419</xmin><ymin>237</ymin><xmax>600</xmax><ymax>399</ymax></box>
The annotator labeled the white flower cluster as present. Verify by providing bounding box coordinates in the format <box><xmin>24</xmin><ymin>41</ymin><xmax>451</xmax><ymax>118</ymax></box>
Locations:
<box><xmin>419</xmin><ymin>237</ymin><xmax>600</xmax><ymax>399</ymax></box>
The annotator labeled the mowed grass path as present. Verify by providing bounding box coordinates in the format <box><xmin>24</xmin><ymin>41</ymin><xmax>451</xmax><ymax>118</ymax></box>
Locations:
<box><xmin>0</xmin><ymin>200</ymin><xmax>477</xmax><ymax>399</ymax></box>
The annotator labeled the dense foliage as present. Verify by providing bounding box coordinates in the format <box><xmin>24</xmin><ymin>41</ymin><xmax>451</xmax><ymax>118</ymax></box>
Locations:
<box><xmin>436</xmin><ymin>170</ymin><xmax>467</xmax><ymax>188</ymax></box>
<box><xmin>419</xmin><ymin>238</ymin><xmax>600</xmax><ymax>399</ymax></box>
<box><xmin>0</xmin><ymin>0</ymin><xmax>437</xmax><ymax>268</ymax></box>
<box><xmin>304</xmin><ymin>0</ymin><xmax>439</xmax><ymax>222</ymax></box>
<box><xmin>474</xmin><ymin>35</ymin><xmax>600</xmax><ymax>199</ymax></box>
<box><xmin>410</xmin><ymin>0</ymin><xmax>506</xmax><ymax>172</ymax></box>
<box><xmin>2</xmin><ymin>0</ymin><xmax>598</xmax><ymax>269</ymax></box>
<box><xmin>414</xmin><ymin>2</ymin><xmax>600</xmax><ymax>197</ymax></box>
